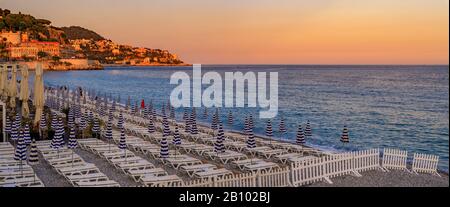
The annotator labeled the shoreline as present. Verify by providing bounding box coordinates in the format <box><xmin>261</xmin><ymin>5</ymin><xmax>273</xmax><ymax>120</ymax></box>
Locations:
<box><xmin>103</xmin><ymin>63</ymin><xmax>192</xmax><ymax>67</ymax></box>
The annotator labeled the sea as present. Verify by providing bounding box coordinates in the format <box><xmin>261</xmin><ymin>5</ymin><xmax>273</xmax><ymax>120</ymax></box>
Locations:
<box><xmin>28</xmin><ymin>65</ymin><xmax>449</xmax><ymax>172</ymax></box>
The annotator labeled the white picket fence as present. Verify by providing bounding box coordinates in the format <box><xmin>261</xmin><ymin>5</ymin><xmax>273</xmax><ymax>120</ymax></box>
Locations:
<box><xmin>291</xmin><ymin>148</ymin><xmax>382</xmax><ymax>186</ymax></box>
<box><xmin>257</xmin><ymin>167</ymin><xmax>292</xmax><ymax>187</ymax></box>
<box><xmin>382</xmin><ymin>148</ymin><xmax>409</xmax><ymax>171</ymax></box>
<box><xmin>352</xmin><ymin>149</ymin><xmax>381</xmax><ymax>172</ymax></box>
<box><xmin>412</xmin><ymin>153</ymin><xmax>440</xmax><ymax>176</ymax></box>
<box><xmin>170</xmin><ymin>170</ymin><xmax>292</xmax><ymax>187</ymax></box>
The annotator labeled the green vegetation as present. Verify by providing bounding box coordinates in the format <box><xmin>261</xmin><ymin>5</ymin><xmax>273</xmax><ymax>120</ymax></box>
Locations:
<box><xmin>0</xmin><ymin>8</ymin><xmax>52</xmax><ymax>41</ymax></box>
<box><xmin>61</xmin><ymin>26</ymin><xmax>105</xmax><ymax>41</ymax></box>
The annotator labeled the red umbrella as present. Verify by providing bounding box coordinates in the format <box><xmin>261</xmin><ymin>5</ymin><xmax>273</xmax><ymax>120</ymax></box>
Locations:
<box><xmin>141</xmin><ymin>99</ymin><xmax>145</xmax><ymax>109</ymax></box>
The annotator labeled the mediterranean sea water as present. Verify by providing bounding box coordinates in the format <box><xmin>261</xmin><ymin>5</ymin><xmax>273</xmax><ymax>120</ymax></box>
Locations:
<box><xmin>30</xmin><ymin>65</ymin><xmax>449</xmax><ymax>171</ymax></box>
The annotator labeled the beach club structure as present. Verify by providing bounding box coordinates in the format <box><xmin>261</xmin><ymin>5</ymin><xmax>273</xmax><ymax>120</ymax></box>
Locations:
<box><xmin>0</xmin><ymin>63</ymin><xmax>444</xmax><ymax>187</ymax></box>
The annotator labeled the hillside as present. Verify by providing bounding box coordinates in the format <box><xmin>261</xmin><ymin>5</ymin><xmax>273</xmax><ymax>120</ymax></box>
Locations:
<box><xmin>0</xmin><ymin>8</ymin><xmax>186</xmax><ymax>65</ymax></box>
<box><xmin>61</xmin><ymin>26</ymin><xmax>105</xmax><ymax>41</ymax></box>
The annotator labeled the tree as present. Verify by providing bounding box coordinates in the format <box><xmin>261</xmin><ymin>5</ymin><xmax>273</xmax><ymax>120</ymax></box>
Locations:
<box><xmin>52</xmin><ymin>56</ymin><xmax>61</xmax><ymax>62</ymax></box>
<box><xmin>37</xmin><ymin>51</ymin><xmax>48</xmax><ymax>59</ymax></box>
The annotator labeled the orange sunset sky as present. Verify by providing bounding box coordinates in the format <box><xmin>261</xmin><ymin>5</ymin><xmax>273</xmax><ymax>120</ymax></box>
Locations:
<box><xmin>1</xmin><ymin>0</ymin><xmax>449</xmax><ymax>64</ymax></box>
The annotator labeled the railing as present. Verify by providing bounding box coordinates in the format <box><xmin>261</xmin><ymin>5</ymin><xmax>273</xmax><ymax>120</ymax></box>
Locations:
<box><xmin>412</xmin><ymin>153</ymin><xmax>440</xmax><ymax>176</ymax></box>
<box><xmin>382</xmin><ymin>148</ymin><xmax>408</xmax><ymax>171</ymax></box>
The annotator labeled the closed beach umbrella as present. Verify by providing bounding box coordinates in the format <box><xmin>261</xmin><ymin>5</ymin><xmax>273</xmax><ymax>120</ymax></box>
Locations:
<box><xmin>243</xmin><ymin>116</ymin><xmax>249</xmax><ymax>135</ymax></box>
<box><xmin>160</xmin><ymin>136</ymin><xmax>169</xmax><ymax>159</ymax></box>
<box><xmin>170</xmin><ymin>106</ymin><xmax>175</xmax><ymax>119</ymax></box>
<box><xmin>20</xmin><ymin>65</ymin><xmax>30</xmax><ymax>117</ymax></box>
<box><xmin>147</xmin><ymin>117</ymin><xmax>155</xmax><ymax>134</ymax></box>
<box><xmin>118</xmin><ymin>126</ymin><xmax>127</xmax><ymax>160</ymax></box>
<box><xmin>296</xmin><ymin>125</ymin><xmax>305</xmax><ymax>145</ymax></box>
<box><xmin>51</xmin><ymin>112</ymin><xmax>58</xmax><ymax>131</ymax></box>
<box><xmin>211</xmin><ymin>111</ymin><xmax>218</xmax><ymax>130</ymax></box>
<box><xmin>340</xmin><ymin>126</ymin><xmax>349</xmax><ymax>143</ymax></box>
<box><xmin>246</xmin><ymin>126</ymin><xmax>256</xmax><ymax>149</ymax></box>
<box><xmin>14</xmin><ymin>131</ymin><xmax>27</xmax><ymax>176</ymax></box>
<box><xmin>92</xmin><ymin>118</ymin><xmax>100</xmax><ymax>138</ymax></box>
<box><xmin>184</xmin><ymin>112</ymin><xmax>191</xmax><ymax>133</ymax></box>
<box><xmin>172</xmin><ymin>126</ymin><xmax>181</xmax><ymax>158</ymax></box>
<box><xmin>23</xmin><ymin>124</ymin><xmax>31</xmax><ymax>146</ymax></box>
<box><xmin>214</xmin><ymin>124</ymin><xmax>225</xmax><ymax>153</ymax></box>
<box><xmin>305</xmin><ymin>120</ymin><xmax>312</xmax><ymax>137</ymax></box>
<box><xmin>279</xmin><ymin>116</ymin><xmax>287</xmax><ymax>134</ymax></box>
<box><xmin>105</xmin><ymin>120</ymin><xmax>113</xmax><ymax>152</ymax></box>
<box><xmin>68</xmin><ymin>108</ymin><xmax>74</xmax><ymax>127</ymax></box>
<box><xmin>246</xmin><ymin>126</ymin><xmax>256</xmax><ymax>164</ymax></box>
<box><xmin>162</xmin><ymin>114</ymin><xmax>171</xmax><ymax>137</ymax></box>
<box><xmin>190</xmin><ymin>111</ymin><xmax>198</xmax><ymax>135</ymax></box>
<box><xmin>182</xmin><ymin>108</ymin><xmax>188</xmax><ymax>121</ymax></box>
<box><xmin>8</xmin><ymin>65</ymin><xmax>17</xmax><ymax>108</ymax></box>
<box><xmin>28</xmin><ymin>139</ymin><xmax>39</xmax><ymax>165</ymax></box>
<box><xmin>202</xmin><ymin>108</ymin><xmax>208</xmax><ymax>119</ymax></box>
<box><xmin>68</xmin><ymin>125</ymin><xmax>78</xmax><ymax>167</ymax></box>
<box><xmin>10</xmin><ymin>113</ymin><xmax>20</xmax><ymax>143</ymax></box>
<box><xmin>265</xmin><ymin>119</ymin><xmax>273</xmax><ymax>144</ymax></box>
<box><xmin>88</xmin><ymin>111</ymin><xmax>94</xmax><ymax>123</ymax></box>
<box><xmin>33</xmin><ymin>64</ymin><xmax>44</xmax><ymax>126</ymax></box>
<box><xmin>5</xmin><ymin>116</ymin><xmax>11</xmax><ymax>138</ymax></box>
<box><xmin>227</xmin><ymin>111</ymin><xmax>233</xmax><ymax>126</ymax></box>
<box><xmin>118</xmin><ymin>112</ymin><xmax>124</xmax><ymax>129</ymax></box>
<box><xmin>141</xmin><ymin>99</ymin><xmax>145</xmax><ymax>109</ymax></box>
<box><xmin>248</xmin><ymin>114</ymin><xmax>254</xmax><ymax>129</ymax></box>
<box><xmin>39</xmin><ymin>111</ymin><xmax>47</xmax><ymax>130</ymax></box>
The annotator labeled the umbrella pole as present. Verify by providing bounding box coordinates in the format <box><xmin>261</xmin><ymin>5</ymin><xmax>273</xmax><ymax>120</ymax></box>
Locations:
<box><xmin>20</xmin><ymin>160</ymin><xmax>23</xmax><ymax>177</ymax></box>
<box><xmin>71</xmin><ymin>150</ymin><xmax>74</xmax><ymax>168</ymax></box>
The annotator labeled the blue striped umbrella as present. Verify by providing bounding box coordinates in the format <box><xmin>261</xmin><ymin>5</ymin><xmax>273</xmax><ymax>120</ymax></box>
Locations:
<box><xmin>340</xmin><ymin>126</ymin><xmax>349</xmax><ymax>143</ymax></box>
<box><xmin>39</xmin><ymin>111</ymin><xmax>47</xmax><ymax>130</ymax></box>
<box><xmin>92</xmin><ymin>118</ymin><xmax>100</xmax><ymax>138</ymax></box>
<box><xmin>147</xmin><ymin>117</ymin><xmax>155</xmax><ymax>134</ymax></box>
<box><xmin>202</xmin><ymin>108</ymin><xmax>208</xmax><ymax>119</ymax></box>
<box><xmin>305</xmin><ymin>120</ymin><xmax>312</xmax><ymax>137</ymax></box>
<box><xmin>211</xmin><ymin>111</ymin><xmax>218</xmax><ymax>130</ymax></box>
<box><xmin>68</xmin><ymin>125</ymin><xmax>78</xmax><ymax>167</ymax></box>
<box><xmin>159</xmin><ymin>130</ymin><xmax>169</xmax><ymax>159</ymax></box>
<box><xmin>246</xmin><ymin>126</ymin><xmax>256</xmax><ymax>149</ymax></box>
<box><xmin>172</xmin><ymin>126</ymin><xmax>181</xmax><ymax>146</ymax></box>
<box><xmin>296</xmin><ymin>125</ymin><xmax>305</xmax><ymax>145</ymax></box>
<box><xmin>169</xmin><ymin>105</ymin><xmax>175</xmax><ymax>119</ymax></box>
<box><xmin>23</xmin><ymin>124</ymin><xmax>31</xmax><ymax>146</ymax></box>
<box><xmin>243</xmin><ymin>116</ymin><xmax>249</xmax><ymax>135</ymax></box>
<box><xmin>182</xmin><ymin>108</ymin><xmax>188</xmax><ymax>121</ymax></box>
<box><xmin>118</xmin><ymin>127</ymin><xmax>127</xmax><ymax>160</ymax></box>
<box><xmin>80</xmin><ymin>112</ymin><xmax>87</xmax><ymax>131</ymax></box>
<box><xmin>5</xmin><ymin>116</ymin><xmax>11</xmax><ymax>138</ymax></box>
<box><xmin>279</xmin><ymin>116</ymin><xmax>287</xmax><ymax>134</ymax></box>
<box><xmin>88</xmin><ymin>111</ymin><xmax>94</xmax><ymax>123</ymax></box>
<box><xmin>144</xmin><ymin>104</ymin><xmax>149</xmax><ymax>118</ymax></box>
<box><xmin>265</xmin><ymin>119</ymin><xmax>273</xmax><ymax>144</ymax></box>
<box><xmin>10</xmin><ymin>113</ymin><xmax>20</xmax><ymax>143</ymax></box>
<box><xmin>248</xmin><ymin>114</ymin><xmax>254</xmax><ymax>129</ymax></box>
<box><xmin>67</xmin><ymin>108</ymin><xmax>74</xmax><ymax>127</ymax></box>
<box><xmin>190</xmin><ymin>110</ymin><xmax>198</xmax><ymax>135</ymax></box>
<box><xmin>227</xmin><ymin>111</ymin><xmax>233</xmax><ymax>126</ymax></box>
<box><xmin>184</xmin><ymin>110</ymin><xmax>191</xmax><ymax>133</ymax></box>
<box><xmin>105</xmin><ymin>120</ymin><xmax>113</xmax><ymax>152</ymax></box>
<box><xmin>172</xmin><ymin>126</ymin><xmax>181</xmax><ymax>158</ymax></box>
<box><xmin>214</xmin><ymin>124</ymin><xmax>225</xmax><ymax>153</ymax></box>
<box><xmin>28</xmin><ymin>139</ymin><xmax>39</xmax><ymax>165</ymax></box>
<box><xmin>14</xmin><ymin>130</ymin><xmax>27</xmax><ymax>176</ymax></box>
<box><xmin>152</xmin><ymin>108</ymin><xmax>157</xmax><ymax>122</ymax></box>
<box><xmin>162</xmin><ymin>114</ymin><xmax>171</xmax><ymax>137</ymax></box>
<box><xmin>51</xmin><ymin>112</ymin><xmax>58</xmax><ymax>131</ymax></box>
<box><xmin>118</xmin><ymin>112</ymin><xmax>124</xmax><ymax>129</ymax></box>
<box><xmin>56</xmin><ymin>118</ymin><xmax>65</xmax><ymax>148</ymax></box>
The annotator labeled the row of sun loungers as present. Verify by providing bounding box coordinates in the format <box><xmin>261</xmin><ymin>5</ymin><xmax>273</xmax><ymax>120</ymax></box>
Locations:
<box><xmin>77</xmin><ymin>138</ymin><xmax>182</xmax><ymax>187</ymax></box>
<box><xmin>35</xmin><ymin>140</ymin><xmax>119</xmax><ymax>187</ymax></box>
<box><xmin>1</xmin><ymin>143</ymin><xmax>44</xmax><ymax>187</ymax></box>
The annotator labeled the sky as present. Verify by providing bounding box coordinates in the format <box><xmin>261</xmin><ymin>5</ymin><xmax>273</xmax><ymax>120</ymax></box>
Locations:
<box><xmin>1</xmin><ymin>0</ymin><xmax>449</xmax><ymax>64</ymax></box>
